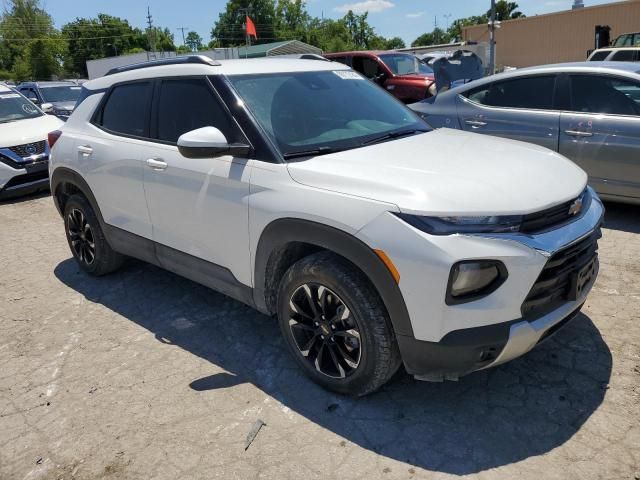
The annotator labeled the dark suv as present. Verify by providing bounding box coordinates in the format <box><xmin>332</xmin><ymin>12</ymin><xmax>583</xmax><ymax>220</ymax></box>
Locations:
<box><xmin>324</xmin><ymin>51</ymin><xmax>435</xmax><ymax>103</ymax></box>
<box><xmin>17</xmin><ymin>81</ymin><xmax>82</xmax><ymax>120</ymax></box>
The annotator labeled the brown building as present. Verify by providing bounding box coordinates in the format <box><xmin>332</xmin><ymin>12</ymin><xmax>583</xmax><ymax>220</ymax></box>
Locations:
<box><xmin>462</xmin><ymin>0</ymin><xmax>640</xmax><ymax>68</ymax></box>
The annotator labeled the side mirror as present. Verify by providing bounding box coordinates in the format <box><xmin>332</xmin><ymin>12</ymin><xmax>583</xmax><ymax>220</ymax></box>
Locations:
<box><xmin>40</xmin><ymin>102</ymin><xmax>53</xmax><ymax>114</ymax></box>
<box><xmin>177</xmin><ymin>126</ymin><xmax>251</xmax><ymax>159</ymax></box>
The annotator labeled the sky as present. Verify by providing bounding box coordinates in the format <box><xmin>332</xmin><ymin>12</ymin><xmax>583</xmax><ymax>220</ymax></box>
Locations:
<box><xmin>44</xmin><ymin>0</ymin><xmax>620</xmax><ymax>48</ymax></box>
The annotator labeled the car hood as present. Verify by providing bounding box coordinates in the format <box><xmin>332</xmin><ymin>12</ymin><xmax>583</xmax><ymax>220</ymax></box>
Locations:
<box><xmin>0</xmin><ymin>115</ymin><xmax>64</xmax><ymax>148</ymax></box>
<box><xmin>50</xmin><ymin>101</ymin><xmax>76</xmax><ymax>111</ymax></box>
<box><xmin>286</xmin><ymin>128</ymin><xmax>588</xmax><ymax>216</ymax></box>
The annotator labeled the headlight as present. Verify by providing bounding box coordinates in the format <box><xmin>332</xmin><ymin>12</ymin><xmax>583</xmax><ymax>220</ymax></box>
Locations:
<box><xmin>446</xmin><ymin>260</ymin><xmax>507</xmax><ymax>305</ymax></box>
<box><xmin>394</xmin><ymin>213</ymin><xmax>522</xmax><ymax>235</ymax></box>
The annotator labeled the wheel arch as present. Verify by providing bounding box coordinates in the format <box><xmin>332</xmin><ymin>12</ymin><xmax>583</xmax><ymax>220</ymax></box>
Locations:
<box><xmin>51</xmin><ymin>167</ymin><xmax>105</xmax><ymax>226</ymax></box>
<box><xmin>253</xmin><ymin>218</ymin><xmax>414</xmax><ymax>337</ymax></box>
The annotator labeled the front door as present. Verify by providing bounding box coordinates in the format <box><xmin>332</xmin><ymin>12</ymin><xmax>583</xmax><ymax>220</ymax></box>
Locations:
<box><xmin>141</xmin><ymin>77</ymin><xmax>253</xmax><ymax>286</ymax></box>
<box><xmin>559</xmin><ymin>74</ymin><xmax>640</xmax><ymax>201</ymax></box>
<box><xmin>457</xmin><ymin>74</ymin><xmax>560</xmax><ymax>151</ymax></box>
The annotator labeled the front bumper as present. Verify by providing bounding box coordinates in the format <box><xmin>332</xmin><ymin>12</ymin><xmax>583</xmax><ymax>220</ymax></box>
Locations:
<box><xmin>357</xmin><ymin>187</ymin><xmax>604</xmax><ymax>378</ymax></box>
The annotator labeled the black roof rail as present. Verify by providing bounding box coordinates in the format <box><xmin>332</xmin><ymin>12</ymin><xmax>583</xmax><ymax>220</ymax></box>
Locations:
<box><xmin>105</xmin><ymin>55</ymin><xmax>221</xmax><ymax>76</ymax></box>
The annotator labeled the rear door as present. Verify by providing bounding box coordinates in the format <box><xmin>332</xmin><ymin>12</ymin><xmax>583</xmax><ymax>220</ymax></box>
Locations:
<box><xmin>456</xmin><ymin>74</ymin><xmax>561</xmax><ymax>151</ymax></box>
<box><xmin>140</xmin><ymin>76</ymin><xmax>252</xmax><ymax>285</ymax></box>
<box><xmin>559</xmin><ymin>74</ymin><xmax>640</xmax><ymax>200</ymax></box>
<box><xmin>79</xmin><ymin>81</ymin><xmax>154</xmax><ymax>239</ymax></box>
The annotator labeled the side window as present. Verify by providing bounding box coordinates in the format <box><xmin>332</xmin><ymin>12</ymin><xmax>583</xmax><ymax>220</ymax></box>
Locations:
<box><xmin>570</xmin><ymin>75</ymin><xmax>640</xmax><ymax>116</ymax></box>
<box><xmin>589</xmin><ymin>50</ymin><xmax>610</xmax><ymax>61</ymax></box>
<box><xmin>21</xmin><ymin>88</ymin><xmax>38</xmax><ymax>101</ymax></box>
<box><xmin>155</xmin><ymin>78</ymin><xmax>236</xmax><ymax>144</ymax></box>
<box><xmin>465</xmin><ymin>76</ymin><xmax>556</xmax><ymax>110</ymax></box>
<box><xmin>330</xmin><ymin>56</ymin><xmax>349</xmax><ymax>66</ymax></box>
<box><xmin>352</xmin><ymin>56</ymin><xmax>382</xmax><ymax>79</ymax></box>
<box><xmin>98</xmin><ymin>82</ymin><xmax>152</xmax><ymax>137</ymax></box>
<box><xmin>610</xmin><ymin>50</ymin><xmax>638</xmax><ymax>62</ymax></box>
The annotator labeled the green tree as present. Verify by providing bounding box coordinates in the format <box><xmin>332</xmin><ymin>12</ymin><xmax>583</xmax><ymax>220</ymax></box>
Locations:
<box><xmin>384</xmin><ymin>37</ymin><xmax>406</xmax><ymax>50</ymax></box>
<box><xmin>275</xmin><ymin>0</ymin><xmax>309</xmax><ymax>40</ymax></box>
<box><xmin>0</xmin><ymin>0</ymin><xmax>64</xmax><ymax>80</ymax></box>
<box><xmin>62</xmin><ymin>15</ymin><xmax>145</xmax><ymax>77</ymax></box>
<box><xmin>447</xmin><ymin>15</ymin><xmax>487</xmax><ymax>42</ymax></box>
<box><xmin>211</xmin><ymin>0</ymin><xmax>277</xmax><ymax>47</ymax></box>
<box><xmin>488</xmin><ymin>1</ymin><xmax>525</xmax><ymax>21</ymax></box>
<box><xmin>411</xmin><ymin>27</ymin><xmax>449</xmax><ymax>47</ymax></box>
<box><xmin>185</xmin><ymin>31</ymin><xmax>203</xmax><ymax>51</ymax></box>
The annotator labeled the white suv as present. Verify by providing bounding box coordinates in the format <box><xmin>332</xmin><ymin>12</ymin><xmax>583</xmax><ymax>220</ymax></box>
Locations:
<box><xmin>0</xmin><ymin>84</ymin><xmax>63</xmax><ymax>199</ymax></box>
<box><xmin>49</xmin><ymin>56</ymin><xmax>603</xmax><ymax>395</ymax></box>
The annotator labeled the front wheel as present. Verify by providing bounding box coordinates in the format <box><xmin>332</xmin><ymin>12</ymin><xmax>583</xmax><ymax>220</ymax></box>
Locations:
<box><xmin>63</xmin><ymin>194</ymin><xmax>124</xmax><ymax>276</ymax></box>
<box><xmin>277</xmin><ymin>251</ymin><xmax>401</xmax><ymax>396</ymax></box>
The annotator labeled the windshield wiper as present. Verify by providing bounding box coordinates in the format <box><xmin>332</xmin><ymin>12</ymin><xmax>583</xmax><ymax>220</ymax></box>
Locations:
<box><xmin>282</xmin><ymin>146</ymin><xmax>336</xmax><ymax>160</ymax></box>
<box><xmin>361</xmin><ymin>128</ymin><xmax>429</xmax><ymax>147</ymax></box>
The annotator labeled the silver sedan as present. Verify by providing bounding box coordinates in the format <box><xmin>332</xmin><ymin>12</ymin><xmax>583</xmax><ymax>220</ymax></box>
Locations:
<box><xmin>410</xmin><ymin>62</ymin><xmax>640</xmax><ymax>205</ymax></box>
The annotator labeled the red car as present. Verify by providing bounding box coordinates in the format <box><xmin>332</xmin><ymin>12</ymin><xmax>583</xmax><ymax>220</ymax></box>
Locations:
<box><xmin>324</xmin><ymin>51</ymin><xmax>436</xmax><ymax>103</ymax></box>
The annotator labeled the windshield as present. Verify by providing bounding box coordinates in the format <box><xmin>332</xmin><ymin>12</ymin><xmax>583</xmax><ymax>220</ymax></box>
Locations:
<box><xmin>40</xmin><ymin>85</ymin><xmax>81</xmax><ymax>103</ymax></box>
<box><xmin>379</xmin><ymin>54</ymin><xmax>433</xmax><ymax>76</ymax></box>
<box><xmin>0</xmin><ymin>90</ymin><xmax>42</xmax><ymax>123</ymax></box>
<box><xmin>228</xmin><ymin>70</ymin><xmax>428</xmax><ymax>157</ymax></box>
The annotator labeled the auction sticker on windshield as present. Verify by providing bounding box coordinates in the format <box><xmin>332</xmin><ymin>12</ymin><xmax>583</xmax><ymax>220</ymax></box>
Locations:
<box><xmin>333</xmin><ymin>70</ymin><xmax>364</xmax><ymax>80</ymax></box>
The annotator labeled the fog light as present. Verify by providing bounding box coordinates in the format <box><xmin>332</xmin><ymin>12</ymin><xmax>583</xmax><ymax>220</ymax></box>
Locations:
<box><xmin>446</xmin><ymin>260</ymin><xmax>507</xmax><ymax>305</ymax></box>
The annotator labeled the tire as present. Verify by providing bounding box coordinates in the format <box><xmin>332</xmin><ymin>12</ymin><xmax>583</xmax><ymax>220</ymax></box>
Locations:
<box><xmin>277</xmin><ymin>251</ymin><xmax>401</xmax><ymax>396</ymax></box>
<box><xmin>63</xmin><ymin>194</ymin><xmax>124</xmax><ymax>276</ymax></box>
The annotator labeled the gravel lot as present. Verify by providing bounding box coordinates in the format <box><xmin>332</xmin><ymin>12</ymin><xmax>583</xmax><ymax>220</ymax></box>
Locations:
<box><xmin>1</xmin><ymin>193</ymin><xmax>638</xmax><ymax>480</ymax></box>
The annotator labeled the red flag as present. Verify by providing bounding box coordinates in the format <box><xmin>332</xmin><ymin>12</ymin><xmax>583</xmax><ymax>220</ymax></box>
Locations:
<box><xmin>245</xmin><ymin>15</ymin><xmax>257</xmax><ymax>39</ymax></box>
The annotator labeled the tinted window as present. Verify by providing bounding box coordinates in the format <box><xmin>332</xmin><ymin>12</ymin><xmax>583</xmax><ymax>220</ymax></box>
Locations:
<box><xmin>99</xmin><ymin>82</ymin><xmax>151</xmax><ymax>137</ymax></box>
<box><xmin>155</xmin><ymin>78</ymin><xmax>235</xmax><ymax>144</ymax></box>
<box><xmin>466</xmin><ymin>76</ymin><xmax>556</xmax><ymax>110</ymax></box>
<box><xmin>20</xmin><ymin>88</ymin><xmax>39</xmax><ymax>101</ymax></box>
<box><xmin>570</xmin><ymin>75</ymin><xmax>640</xmax><ymax>116</ymax></box>
<box><xmin>330</xmin><ymin>57</ymin><xmax>348</xmax><ymax>65</ymax></box>
<box><xmin>352</xmin><ymin>57</ymin><xmax>383</xmax><ymax>79</ymax></box>
<box><xmin>589</xmin><ymin>50</ymin><xmax>610</xmax><ymax>61</ymax></box>
<box><xmin>610</xmin><ymin>50</ymin><xmax>638</xmax><ymax>62</ymax></box>
<box><xmin>41</xmin><ymin>85</ymin><xmax>82</xmax><ymax>103</ymax></box>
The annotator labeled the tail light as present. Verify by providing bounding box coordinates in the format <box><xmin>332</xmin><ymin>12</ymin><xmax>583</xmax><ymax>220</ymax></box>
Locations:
<box><xmin>48</xmin><ymin>130</ymin><xmax>62</xmax><ymax>149</ymax></box>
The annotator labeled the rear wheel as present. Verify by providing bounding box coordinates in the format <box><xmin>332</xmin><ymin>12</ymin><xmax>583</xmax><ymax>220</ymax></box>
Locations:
<box><xmin>64</xmin><ymin>194</ymin><xmax>124</xmax><ymax>276</ymax></box>
<box><xmin>277</xmin><ymin>251</ymin><xmax>401</xmax><ymax>396</ymax></box>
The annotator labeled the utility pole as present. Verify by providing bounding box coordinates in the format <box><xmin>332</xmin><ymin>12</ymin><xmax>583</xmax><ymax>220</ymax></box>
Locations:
<box><xmin>489</xmin><ymin>0</ymin><xmax>496</xmax><ymax>75</ymax></box>
<box><xmin>238</xmin><ymin>7</ymin><xmax>252</xmax><ymax>58</ymax></box>
<box><xmin>146</xmin><ymin>6</ymin><xmax>156</xmax><ymax>59</ymax></box>
<box><xmin>434</xmin><ymin>16</ymin><xmax>439</xmax><ymax>44</ymax></box>
<box><xmin>444</xmin><ymin>14</ymin><xmax>452</xmax><ymax>33</ymax></box>
<box><xmin>177</xmin><ymin>26</ymin><xmax>188</xmax><ymax>46</ymax></box>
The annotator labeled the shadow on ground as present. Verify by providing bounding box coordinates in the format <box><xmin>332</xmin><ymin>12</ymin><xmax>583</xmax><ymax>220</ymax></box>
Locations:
<box><xmin>603</xmin><ymin>201</ymin><xmax>640</xmax><ymax>234</ymax></box>
<box><xmin>54</xmin><ymin>257</ymin><xmax>612</xmax><ymax>475</ymax></box>
<box><xmin>0</xmin><ymin>190</ymin><xmax>50</xmax><ymax>205</ymax></box>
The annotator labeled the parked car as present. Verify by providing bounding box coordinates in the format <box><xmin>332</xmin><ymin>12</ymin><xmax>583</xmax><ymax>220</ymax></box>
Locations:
<box><xmin>410</xmin><ymin>62</ymin><xmax>640</xmax><ymax>205</ymax></box>
<box><xmin>50</xmin><ymin>55</ymin><xmax>603</xmax><ymax>395</ymax></box>
<box><xmin>17</xmin><ymin>81</ymin><xmax>82</xmax><ymax>120</ymax></box>
<box><xmin>0</xmin><ymin>85</ymin><xmax>63</xmax><ymax>199</ymax></box>
<box><xmin>588</xmin><ymin>47</ymin><xmax>640</xmax><ymax>62</ymax></box>
<box><xmin>324</xmin><ymin>51</ymin><xmax>435</xmax><ymax>103</ymax></box>
<box><xmin>612</xmin><ymin>32</ymin><xmax>640</xmax><ymax>47</ymax></box>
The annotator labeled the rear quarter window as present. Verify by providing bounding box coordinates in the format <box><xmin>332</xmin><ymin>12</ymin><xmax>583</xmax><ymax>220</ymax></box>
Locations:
<box><xmin>95</xmin><ymin>82</ymin><xmax>152</xmax><ymax>138</ymax></box>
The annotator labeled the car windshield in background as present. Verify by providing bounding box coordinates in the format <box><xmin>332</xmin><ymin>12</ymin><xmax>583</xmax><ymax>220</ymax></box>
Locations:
<box><xmin>228</xmin><ymin>70</ymin><xmax>428</xmax><ymax>158</ymax></box>
<box><xmin>0</xmin><ymin>90</ymin><xmax>42</xmax><ymax>123</ymax></box>
<box><xmin>379</xmin><ymin>54</ymin><xmax>433</xmax><ymax>76</ymax></box>
<box><xmin>40</xmin><ymin>85</ymin><xmax>81</xmax><ymax>103</ymax></box>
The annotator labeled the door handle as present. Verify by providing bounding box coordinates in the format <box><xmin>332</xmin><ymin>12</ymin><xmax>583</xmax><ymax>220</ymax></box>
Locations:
<box><xmin>146</xmin><ymin>158</ymin><xmax>168</xmax><ymax>170</ymax></box>
<box><xmin>77</xmin><ymin>145</ymin><xmax>93</xmax><ymax>155</ymax></box>
<box><xmin>564</xmin><ymin>130</ymin><xmax>593</xmax><ymax>137</ymax></box>
<box><xmin>465</xmin><ymin>119</ymin><xmax>488</xmax><ymax>128</ymax></box>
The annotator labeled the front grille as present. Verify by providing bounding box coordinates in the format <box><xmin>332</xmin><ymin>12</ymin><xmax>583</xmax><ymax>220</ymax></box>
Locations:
<box><xmin>0</xmin><ymin>152</ymin><xmax>48</xmax><ymax>169</ymax></box>
<box><xmin>521</xmin><ymin>229</ymin><xmax>600</xmax><ymax>320</ymax></box>
<box><xmin>8</xmin><ymin>140</ymin><xmax>46</xmax><ymax>158</ymax></box>
<box><xmin>520</xmin><ymin>189</ymin><xmax>589</xmax><ymax>234</ymax></box>
<box><xmin>3</xmin><ymin>170</ymin><xmax>49</xmax><ymax>190</ymax></box>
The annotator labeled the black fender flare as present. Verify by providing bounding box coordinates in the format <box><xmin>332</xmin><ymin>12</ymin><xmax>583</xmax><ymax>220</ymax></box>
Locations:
<box><xmin>253</xmin><ymin>218</ymin><xmax>414</xmax><ymax>337</ymax></box>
